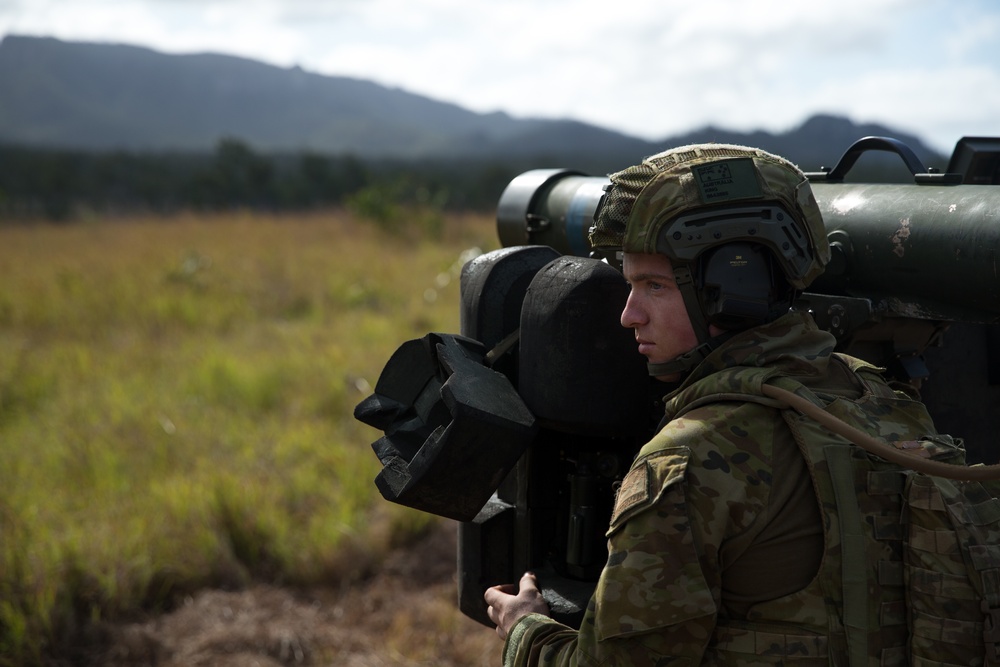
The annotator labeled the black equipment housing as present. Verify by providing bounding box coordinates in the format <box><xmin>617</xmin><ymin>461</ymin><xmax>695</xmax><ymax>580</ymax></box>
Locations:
<box><xmin>356</xmin><ymin>135</ymin><xmax>1000</xmax><ymax>629</ymax></box>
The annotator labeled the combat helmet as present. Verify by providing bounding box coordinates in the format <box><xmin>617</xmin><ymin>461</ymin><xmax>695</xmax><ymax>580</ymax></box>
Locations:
<box><xmin>590</xmin><ymin>143</ymin><xmax>830</xmax><ymax>377</ymax></box>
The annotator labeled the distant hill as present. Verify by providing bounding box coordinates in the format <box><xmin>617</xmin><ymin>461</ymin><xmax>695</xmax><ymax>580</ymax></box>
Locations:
<box><xmin>0</xmin><ymin>34</ymin><xmax>948</xmax><ymax>172</ymax></box>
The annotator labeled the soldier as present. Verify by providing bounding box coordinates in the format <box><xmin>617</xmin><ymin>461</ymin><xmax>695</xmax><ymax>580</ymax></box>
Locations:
<box><xmin>484</xmin><ymin>144</ymin><xmax>941</xmax><ymax>665</ymax></box>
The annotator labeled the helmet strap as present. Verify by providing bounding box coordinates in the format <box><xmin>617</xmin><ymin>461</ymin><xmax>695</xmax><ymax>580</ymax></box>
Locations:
<box><xmin>673</xmin><ymin>262</ymin><xmax>712</xmax><ymax>345</ymax></box>
<box><xmin>645</xmin><ymin>331</ymin><xmax>735</xmax><ymax>377</ymax></box>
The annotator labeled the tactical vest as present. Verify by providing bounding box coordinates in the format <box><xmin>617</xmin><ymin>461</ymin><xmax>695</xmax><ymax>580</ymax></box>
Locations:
<box><xmin>669</xmin><ymin>354</ymin><xmax>1000</xmax><ymax>666</ymax></box>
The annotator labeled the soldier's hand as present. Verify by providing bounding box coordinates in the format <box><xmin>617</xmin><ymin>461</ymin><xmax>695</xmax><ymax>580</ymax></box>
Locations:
<box><xmin>484</xmin><ymin>571</ymin><xmax>551</xmax><ymax>640</ymax></box>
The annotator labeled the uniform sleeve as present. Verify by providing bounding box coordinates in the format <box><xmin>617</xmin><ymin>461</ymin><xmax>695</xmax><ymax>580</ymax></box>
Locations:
<box><xmin>501</xmin><ymin>405</ymin><xmax>776</xmax><ymax>667</ymax></box>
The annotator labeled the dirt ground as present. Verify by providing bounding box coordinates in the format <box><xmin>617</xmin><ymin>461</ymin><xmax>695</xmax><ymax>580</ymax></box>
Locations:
<box><xmin>91</xmin><ymin>521</ymin><xmax>500</xmax><ymax>667</ymax></box>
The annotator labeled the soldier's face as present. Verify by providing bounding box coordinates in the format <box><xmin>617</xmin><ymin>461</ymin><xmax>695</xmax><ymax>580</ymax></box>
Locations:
<box><xmin>621</xmin><ymin>252</ymin><xmax>699</xmax><ymax>381</ymax></box>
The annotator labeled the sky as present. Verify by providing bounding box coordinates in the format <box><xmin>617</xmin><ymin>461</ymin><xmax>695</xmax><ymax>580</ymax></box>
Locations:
<box><xmin>2</xmin><ymin>0</ymin><xmax>1000</xmax><ymax>154</ymax></box>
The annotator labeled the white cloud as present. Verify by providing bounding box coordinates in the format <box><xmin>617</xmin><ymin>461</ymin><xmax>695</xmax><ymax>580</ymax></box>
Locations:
<box><xmin>940</xmin><ymin>10</ymin><xmax>1000</xmax><ymax>60</ymax></box>
<box><xmin>1</xmin><ymin>0</ymin><xmax>998</xmax><ymax>153</ymax></box>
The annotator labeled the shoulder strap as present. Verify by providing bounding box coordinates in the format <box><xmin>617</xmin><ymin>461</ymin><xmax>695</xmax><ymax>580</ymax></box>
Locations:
<box><xmin>668</xmin><ymin>361</ymin><xmax>1000</xmax><ymax>482</ymax></box>
<box><xmin>761</xmin><ymin>382</ymin><xmax>1000</xmax><ymax>482</ymax></box>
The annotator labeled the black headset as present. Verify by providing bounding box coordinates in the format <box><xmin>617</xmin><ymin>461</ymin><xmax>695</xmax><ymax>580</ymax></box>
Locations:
<box><xmin>697</xmin><ymin>241</ymin><xmax>794</xmax><ymax>331</ymax></box>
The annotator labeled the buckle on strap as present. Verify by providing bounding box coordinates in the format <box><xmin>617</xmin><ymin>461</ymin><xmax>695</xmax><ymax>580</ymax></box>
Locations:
<box><xmin>982</xmin><ymin>601</ymin><xmax>1000</xmax><ymax>662</ymax></box>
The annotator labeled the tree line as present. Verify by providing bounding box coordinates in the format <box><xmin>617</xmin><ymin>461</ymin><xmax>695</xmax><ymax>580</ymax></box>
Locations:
<box><xmin>0</xmin><ymin>138</ymin><xmax>526</xmax><ymax>221</ymax></box>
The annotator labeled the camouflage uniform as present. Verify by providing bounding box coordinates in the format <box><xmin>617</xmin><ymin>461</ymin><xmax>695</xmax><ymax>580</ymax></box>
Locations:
<box><xmin>501</xmin><ymin>310</ymin><xmax>939</xmax><ymax>667</ymax></box>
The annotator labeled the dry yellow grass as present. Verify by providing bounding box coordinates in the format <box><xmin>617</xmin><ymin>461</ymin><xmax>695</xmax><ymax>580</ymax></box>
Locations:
<box><xmin>0</xmin><ymin>209</ymin><xmax>499</xmax><ymax>665</ymax></box>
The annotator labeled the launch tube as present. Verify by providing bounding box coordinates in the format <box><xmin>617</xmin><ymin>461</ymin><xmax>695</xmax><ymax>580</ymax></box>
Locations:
<box><xmin>496</xmin><ymin>170</ymin><xmax>1000</xmax><ymax>323</ymax></box>
<box><xmin>810</xmin><ymin>182</ymin><xmax>1000</xmax><ymax>322</ymax></box>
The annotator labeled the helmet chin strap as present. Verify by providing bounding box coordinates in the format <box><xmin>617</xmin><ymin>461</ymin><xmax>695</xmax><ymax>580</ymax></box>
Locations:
<box><xmin>646</xmin><ymin>340</ymin><xmax>717</xmax><ymax>377</ymax></box>
<box><xmin>644</xmin><ymin>262</ymin><xmax>731</xmax><ymax>379</ymax></box>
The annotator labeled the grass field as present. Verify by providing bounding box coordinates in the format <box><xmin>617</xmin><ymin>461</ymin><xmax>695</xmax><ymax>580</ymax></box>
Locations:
<box><xmin>0</xmin><ymin>209</ymin><xmax>498</xmax><ymax>665</ymax></box>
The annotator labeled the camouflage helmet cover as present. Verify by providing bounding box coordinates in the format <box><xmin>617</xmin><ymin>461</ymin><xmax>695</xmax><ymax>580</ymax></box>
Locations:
<box><xmin>590</xmin><ymin>143</ymin><xmax>830</xmax><ymax>289</ymax></box>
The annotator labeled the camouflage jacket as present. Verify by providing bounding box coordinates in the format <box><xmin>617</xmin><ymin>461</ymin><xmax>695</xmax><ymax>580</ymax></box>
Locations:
<box><xmin>501</xmin><ymin>311</ymin><xmax>939</xmax><ymax>667</ymax></box>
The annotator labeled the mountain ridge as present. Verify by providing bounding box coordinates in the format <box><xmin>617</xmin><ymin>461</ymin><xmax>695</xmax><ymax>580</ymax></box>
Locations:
<box><xmin>0</xmin><ymin>34</ymin><xmax>947</xmax><ymax>171</ymax></box>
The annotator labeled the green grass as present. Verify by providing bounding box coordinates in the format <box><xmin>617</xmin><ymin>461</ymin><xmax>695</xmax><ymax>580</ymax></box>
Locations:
<box><xmin>0</xmin><ymin>209</ymin><xmax>496</xmax><ymax>665</ymax></box>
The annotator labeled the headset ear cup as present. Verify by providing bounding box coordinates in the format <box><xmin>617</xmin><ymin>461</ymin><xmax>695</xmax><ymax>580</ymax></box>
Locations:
<box><xmin>698</xmin><ymin>243</ymin><xmax>788</xmax><ymax>330</ymax></box>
